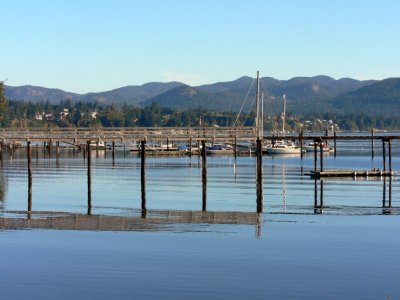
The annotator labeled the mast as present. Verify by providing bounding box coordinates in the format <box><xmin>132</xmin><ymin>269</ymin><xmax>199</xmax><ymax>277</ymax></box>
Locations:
<box><xmin>282</xmin><ymin>94</ymin><xmax>286</xmax><ymax>135</ymax></box>
<box><xmin>255</xmin><ymin>71</ymin><xmax>262</xmax><ymax>139</ymax></box>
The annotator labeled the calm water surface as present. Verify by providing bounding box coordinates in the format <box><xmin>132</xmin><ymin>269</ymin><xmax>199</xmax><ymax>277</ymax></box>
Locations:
<box><xmin>0</xmin><ymin>142</ymin><xmax>399</xmax><ymax>299</ymax></box>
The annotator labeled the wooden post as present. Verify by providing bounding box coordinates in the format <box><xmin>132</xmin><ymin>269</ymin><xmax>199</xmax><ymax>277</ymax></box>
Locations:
<box><xmin>141</xmin><ymin>140</ymin><xmax>146</xmax><ymax>212</ymax></box>
<box><xmin>167</xmin><ymin>138</ymin><xmax>169</xmax><ymax>151</ymax></box>
<box><xmin>371</xmin><ymin>129</ymin><xmax>375</xmax><ymax>159</ymax></box>
<box><xmin>56</xmin><ymin>141</ymin><xmax>60</xmax><ymax>159</ymax></box>
<box><xmin>313</xmin><ymin>141</ymin><xmax>317</xmax><ymax>172</ymax></box>
<box><xmin>299</xmin><ymin>131</ymin><xmax>303</xmax><ymax>159</ymax></box>
<box><xmin>320</xmin><ymin>142</ymin><xmax>323</xmax><ymax>172</ymax></box>
<box><xmin>333</xmin><ymin>131</ymin><xmax>337</xmax><ymax>157</ymax></box>
<box><xmin>36</xmin><ymin>144</ymin><xmax>39</xmax><ymax>160</ymax></box>
<box><xmin>201</xmin><ymin>140</ymin><xmax>207</xmax><ymax>211</ymax></box>
<box><xmin>27</xmin><ymin>141</ymin><xmax>32</xmax><ymax>212</ymax></box>
<box><xmin>256</xmin><ymin>138</ymin><xmax>263</xmax><ymax>213</ymax></box>
<box><xmin>382</xmin><ymin>140</ymin><xmax>386</xmax><ymax>171</ymax></box>
<box><xmin>234</xmin><ymin>135</ymin><xmax>238</xmax><ymax>158</ymax></box>
<box><xmin>43</xmin><ymin>141</ymin><xmax>46</xmax><ymax>158</ymax></box>
<box><xmin>87</xmin><ymin>141</ymin><xmax>92</xmax><ymax>215</ymax></box>
<box><xmin>112</xmin><ymin>141</ymin><xmax>115</xmax><ymax>161</ymax></box>
<box><xmin>189</xmin><ymin>137</ymin><xmax>192</xmax><ymax>157</ymax></box>
<box><xmin>388</xmin><ymin>139</ymin><xmax>392</xmax><ymax>174</ymax></box>
<box><xmin>73</xmin><ymin>138</ymin><xmax>76</xmax><ymax>156</ymax></box>
<box><xmin>48</xmin><ymin>139</ymin><xmax>53</xmax><ymax>158</ymax></box>
<box><xmin>314</xmin><ymin>178</ymin><xmax>318</xmax><ymax>208</ymax></box>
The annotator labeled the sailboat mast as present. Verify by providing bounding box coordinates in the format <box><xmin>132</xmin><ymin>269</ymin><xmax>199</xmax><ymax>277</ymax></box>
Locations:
<box><xmin>255</xmin><ymin>71</ymin><xmax>261</xmax><ymax>138</ymax></box>
<box><xmin>282</xmin><ymin>94</ymin><xmax>286</xmax><ymax>134</ymax></box>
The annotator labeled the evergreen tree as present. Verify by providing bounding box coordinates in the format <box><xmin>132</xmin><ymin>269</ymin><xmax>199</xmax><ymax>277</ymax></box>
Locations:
<box><xmin>0</xmin><ymin>81</ymin><xmax>9</xmax><ymax>126</ymax></box>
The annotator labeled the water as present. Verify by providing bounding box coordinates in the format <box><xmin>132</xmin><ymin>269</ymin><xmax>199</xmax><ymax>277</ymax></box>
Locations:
<box><xmin>1</xmin><ymin>144</ymin><xmax>400</xmax><ymax>299</ymax></box>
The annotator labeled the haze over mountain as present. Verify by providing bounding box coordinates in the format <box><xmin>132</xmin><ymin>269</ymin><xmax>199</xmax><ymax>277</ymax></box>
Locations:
<box><xmin>6</xmin><ymin>75</ymin><xmax>400</xmax><ymax>116</ymax></box>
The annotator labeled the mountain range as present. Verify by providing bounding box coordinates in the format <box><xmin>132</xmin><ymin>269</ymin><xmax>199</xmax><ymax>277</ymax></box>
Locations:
<box><xmin>5</xmin><ymin>75</ymin><xmax>400</xmax><ymax>116</ymax></box>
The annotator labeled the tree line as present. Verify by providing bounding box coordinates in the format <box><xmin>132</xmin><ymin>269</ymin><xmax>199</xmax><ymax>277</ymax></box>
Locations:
<box><xmin>1</xmin><ymin>81</ymin><xmax>400</xmax><ymax>131</ymax></box>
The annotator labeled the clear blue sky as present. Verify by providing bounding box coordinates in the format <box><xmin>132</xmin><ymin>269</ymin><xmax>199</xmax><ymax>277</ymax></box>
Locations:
<box><xmin>1</xmin><ymin>0</ymin><xmax>399</xmax><ymax>93</ymax></box>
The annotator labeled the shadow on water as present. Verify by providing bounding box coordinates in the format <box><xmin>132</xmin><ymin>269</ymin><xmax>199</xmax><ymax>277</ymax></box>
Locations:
<box><xmin>312</xmin><ymin>176</ymin><xmax>398</xmax><ymax>215</ymax></box>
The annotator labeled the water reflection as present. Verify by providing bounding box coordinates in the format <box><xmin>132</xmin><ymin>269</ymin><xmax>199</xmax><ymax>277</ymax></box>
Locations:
<box><xmin>0</xmin><ymin>209</ymin><xmax>263</xmax><ymax>233</ymax></box>
<box><xmin>313</xmin><ymin>176</ymin><xmax>394</xmax><ymax>214</ymax></box>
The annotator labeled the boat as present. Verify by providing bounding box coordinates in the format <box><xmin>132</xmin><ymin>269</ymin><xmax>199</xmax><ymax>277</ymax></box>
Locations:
<box><xmin>303</xmin><ymin>142</ymin><xmax>334</xmax><ymax>153</ymax></box>
<box><xmin>266</xmin><ymin>140</ymin><xmax>303</xmax><ymax>154</ymax></box>
<box><xmin>89</xmin><ymin>141</ymin><xmax>106</xmax><ymax>150</ymax></box>
<box><xmin>206</xmin><ymin>144</ymin><xmax>235</xmax><ymax>155</ymax></box>
<box><xmin>265</xmin><ymin>95</ymin><xmax>303</xmax><ymax>155</ymax></box>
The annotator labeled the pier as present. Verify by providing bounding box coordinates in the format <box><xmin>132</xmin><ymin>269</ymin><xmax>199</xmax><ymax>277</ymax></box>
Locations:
<box><xmin>0</xmin><ymin>127</ymin><xmax>398</xmax><ymax>217</ymax></box>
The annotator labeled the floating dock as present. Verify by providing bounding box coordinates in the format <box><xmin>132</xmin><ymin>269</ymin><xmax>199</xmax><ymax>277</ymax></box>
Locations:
<box><xmin>309</xmin><ymin>169</ymin><xmax>394</xmax><ymax>179</ymax></box>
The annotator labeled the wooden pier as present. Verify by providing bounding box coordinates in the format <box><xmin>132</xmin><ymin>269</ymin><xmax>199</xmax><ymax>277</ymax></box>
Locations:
<box><xmin>310</xmin><ymin>169</ymin><xmax>394</xmax><ymax>179</ymax></box>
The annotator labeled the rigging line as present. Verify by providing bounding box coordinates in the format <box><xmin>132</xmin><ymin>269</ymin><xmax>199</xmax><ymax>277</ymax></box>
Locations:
<box><xmin>232</xmin><ymin>77</ymin><xmax>256</xmax><ymax>128</ymax></box>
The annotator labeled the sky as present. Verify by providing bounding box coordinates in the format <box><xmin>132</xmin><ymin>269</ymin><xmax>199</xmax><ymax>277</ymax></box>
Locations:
<box><xmin>1</xmin><ymin>0</ymin><xmax>399</xmax><ymax>93</ymax></box>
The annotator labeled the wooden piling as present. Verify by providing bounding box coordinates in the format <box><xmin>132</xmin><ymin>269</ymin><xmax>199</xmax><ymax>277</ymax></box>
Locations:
<box><xmin>27</xmin><ymin>141</ymin><xmax>32</xmax><ymax>212</ymax></box>
<box><xmin>201</xmin><ymin>140</ymin><xmax>207</xmax><ymax>211</ymax></box>
<box><xmin>112</xmin><ymin>141</ymin><xmax>115</xmax><ymax>161</ymax></box>
<box><xmin>189</xmin><ymin>137</ymin><xmax>192</xmax><ymax>157</ymax></box>
<box><xmin>371</xmin><ymin>129</ymin><xmax>375</xmax><ymax>159</ymax></box>
<box><xmin>56</xmin><ymin>141</ymin><xmax>60</xmax><ymax>159</ymax></box>
<box><xmin>141</xmin><ymin>139</ymin><xmax>146</xmax><ymax>211</ymax></box>
<box><xmin>333</xmin><ymin>131</ymin><xmax>337</xmax><ymax>157</ymax></box>
<box><xmin>48</xmin><ymin>139</ymin><xmax>53</xmax><ymax>158</ymax></box>
<box><xmin>382</xmin><ymin>140</ymin><xmax>386</xmax><ymax>171</ymax></box>
<box><xmin>299</xmin><ymin>131</ymin><xmax>303</xmax><ymax>159</ymax></box>
<box><xmin>320</xmin><ymin>143</ymin><xmax>324</xmax><ymax>172</ymax></box>
<box><xmin>87</xmin><ymin>141</ymin><xmax>92</xmax><ymax>215</ymax></box>
<box><xmin>234</xmin><ymin>135</ymin><xmax>238</xmax><ymax>158</ymax></box>
<box><xmin>256</xmin><ymin>138</ymin><xmax>263</xmax><ymax>213</ymax></box>
<box><xmin>313</xmin><ymin>142</ymin><xmax>317</xmax><ymax>172</ymax></box>
<box><xmin>388</xmin><ymin>139</ymin><xmax>392</xmax><ymax>173</ymax></box>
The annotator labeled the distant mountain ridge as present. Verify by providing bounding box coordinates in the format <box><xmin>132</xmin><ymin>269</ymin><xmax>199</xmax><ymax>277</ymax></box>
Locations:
<box><xmin>5</xmin><ymin>81</ymin><xmax>183</xmax><ymax>104</ymax></box>
<box><xmin>7</xmin><ymin>75</ymin><xmax>399</xmax><ymax>115</ymax></box>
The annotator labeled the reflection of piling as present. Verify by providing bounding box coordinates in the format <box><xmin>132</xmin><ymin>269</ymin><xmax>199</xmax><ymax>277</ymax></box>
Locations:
<box><xmin>27</xmin><ymin>141</ymin><xmax>32</xmax><ymax>213</ymax></box>
<box><xmin>382</xmin><ymin>177</ymin><xmax>393</xmax><ymax>209</ymax></box>
<box><xmin>256</xmin><ymin>138</ymin><xmax>263</xmax><ymax>213</ymax></box>
<box><xmin>141</xmin><ymin>140</ymin><xmax>146</xmax><ymax>212</ymax></box>
<box><xmin>201</xmin><ymin>140</ymin><xmax>207</xmax><ymax>211</ymax></box>
<box><xmin>313</xmin><ymin>178</ymin><xmax>324</xmax><ymax>213</ymax></box>
<box><xmin>87</xmin><ymin>141</ymin><xmax>92</xmax><ymax>215</ymax></box>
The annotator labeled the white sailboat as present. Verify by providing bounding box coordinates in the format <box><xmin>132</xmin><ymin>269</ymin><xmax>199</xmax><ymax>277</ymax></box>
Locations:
<box><xmin>265</xmin><ymin>95</ymin><xmax>303</xmax><ymax>155</ymax></box>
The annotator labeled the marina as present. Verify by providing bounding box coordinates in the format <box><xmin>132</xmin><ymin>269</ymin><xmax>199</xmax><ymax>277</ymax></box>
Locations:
<box><xmin>1</xmin><ymin>135</ymin><xmax>399</xmax><ymax>300</ymax></box>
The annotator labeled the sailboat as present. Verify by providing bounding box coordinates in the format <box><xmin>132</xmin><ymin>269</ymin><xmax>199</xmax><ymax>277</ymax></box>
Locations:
<box><xmin>265</xmin><ymin>95</ymin><xmax>303</xmax><ymax>155</ymax></box>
